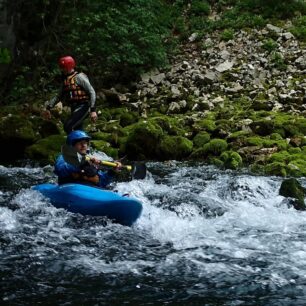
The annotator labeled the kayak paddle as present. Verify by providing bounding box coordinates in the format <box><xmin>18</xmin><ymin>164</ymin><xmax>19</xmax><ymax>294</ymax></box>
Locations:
<box><xmin>61</xmin><ymin>144</ymin><xmax>147</xmax><ymax>180</ymax></box>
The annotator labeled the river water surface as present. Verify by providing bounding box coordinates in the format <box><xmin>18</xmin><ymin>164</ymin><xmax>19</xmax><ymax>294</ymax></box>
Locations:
<box><xmin>1</xmin><ymin>162</ymin><xmax>306</xmax><ymax>305</ymax></box>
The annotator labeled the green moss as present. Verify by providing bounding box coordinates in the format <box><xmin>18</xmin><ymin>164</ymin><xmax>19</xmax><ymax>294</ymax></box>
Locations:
<box><xmin>150</xmin><ymin>116</ymin><xmax>187</xmax><ymax>136</ymax></box>
<box><xmin>98</xmin><ymin>109</ymin><xmax>112</xmax><ymax>121</ymax></box>
<box><xmin>279</xmin><ymin>178</ymin><xmax>306</xmax><ymax>210</ymax></box>
<box><xmin>159</xmin><ymin>136</ymin><xmax>193</xmax><ymax>160</ymax></box>
<box><xmin>91</xmin><ymin>140</ymin><xmax>119</xmax><ymax>159</ymax></box>
<box><xmin>25</xmin><ymin>134</ymin><xmax>66</xmax><ymax>164</ymax></box>
<box><xmin>288</xmin><ymin>159</ymin><xmax>306</xmax><ymax>177</ymax></box>
<box><xmin>0</xmin><ymin>114</ymin><xmax>37</xmax><ymax>142</ymax></box>
<box><xmin>264</xmin><ymin>162</ymin><xmax>287</xmax><ymax>177</ymax></box>
<box><xmin>193</xmin><ymin>131</ymin><xmax>211</xmax><ymax>148</ymax></box>
<box><xmin>193</xmin><ymin>119</ymin><xmax>216</xmax><ymax>133</ymax></box>
<box><xmin>119</xmin><ymin>112</ymin><xmax>138</xmax><ymax>127</ymax></box>
<box><xmin>246</xmin><ymin>136</ymin><xmax>264</xmax><ymax>147</ymax></box>
<box><xmin>250</xmin><ymin>163</ymin><xmax>264</xmax><ymax>174</ymax></box>
<box><xmin>220</xmin><ymin>151</ymin><xmax>243</xmax><ymax>170</ymax></box>
<box><xmin>189</xmin><ymin>147</ymin><xmax>207</xmax><ymax>159</ymax></box>
<box><xmin>270</xmin><ymin>133</ymin><xmax>283</xmax><ymax>140</ymax></box>
<box><xmin>92</xmin><ymin>132</ymin><xmax>112</xmax><ymax>142</ymax></box>
<box><xmin>288</xmin><ymin>147</ymin><xmax>302</xmax><ymax>154</ymax></box>
<box><xmin>246</xmin><ymin>136</ymin><xmax>288</xmax><ymax>150</ymax></box>
<box><xmin>210</xmin><ymin>157</ymin><xmax>224</xmax><ymax>168</ymax></box>
<box><xmin>269</xmin><ymin>151</ymin><xmax>292</xmax><ymax>163</ymax></box>
<box><xmin>203</xmin><ymin>139</ymin><xmax>228</xmax><ymax>156</ymax></box>
<box><xmin>250</xmin><ymin>119</ymin><xmax>274</xmax><ymax>136</ymax></box>
<box><xmin>95</xmin><ymin>121</ymin><xmax>124</xmax><ymax>135</ymax></box>
<box><xmin>125</xmin><ymin>121</ymin><xmax>163</xmax><ymax>159</ymax></box>
<box><xmin>227</xmin><ymin>130</ymin><xmax>250</xmax><ymax>140</ymax></box>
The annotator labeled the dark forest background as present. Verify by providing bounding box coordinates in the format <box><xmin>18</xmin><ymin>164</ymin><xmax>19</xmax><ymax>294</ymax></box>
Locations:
<box><xmin>1</xmin><ymin>0</ymin><xmax>306</xmax><ymax>103</ymax></box>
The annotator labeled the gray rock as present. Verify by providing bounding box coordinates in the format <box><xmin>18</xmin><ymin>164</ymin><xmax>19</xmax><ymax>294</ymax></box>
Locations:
<box><xmin>215</xmin><ymin>60</ymin><xmax>235</xmax><ymax>72</ymax></box>
<box><xmin>266</xmin><ymin>24</ymin><xmax>282</xmax><ymax>34</ymax></box>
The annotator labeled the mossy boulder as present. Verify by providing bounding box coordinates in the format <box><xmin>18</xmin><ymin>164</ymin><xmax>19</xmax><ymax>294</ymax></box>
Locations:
<box><xmin>245</xmin><ymin>136</ymin><xmax>288</xmax><ymax>150</ymax></box>
<box><xmin>210</xmin><ymin>157</ymin><xmax>224</xmax><ymax>168</ymax></box>
<box><xmin>192</xmin><ymin>119</ymin><xmax>216</xmax><ymax>133</ymax></box>
<box><xmin>91</xmin><ymin>131</ymin><xmax>112</xmax><ymax>142</ymax></box>
<box><xmin>252</xmin><ymin>99</ymin><xmax>274</xmax><ymax>111</ymax></box>
<box><xmin>97</xmin><ymin>109</ymin><xmax>112</xmax><ymax>121</ymax></box>
<box><xmin>94</xmin><ymin>120</ymin><xmax>123</xmax><ymax>134</ymax></box>
<box><xmin>37</xmin><ymin>120</ymin><xmax>62</xmax><ymax>138</ymax></box>
<box><xmin>119</xmin><ymin>112</ymin><xmax>138</xmax><ymax>127</ymax></box>
<box><xmin>270</xmin><ymin>133</ymin><xmax>283</xmax><ymax>140</ymax></box>
<box><xmin>220</xmin><ymin>151</ymin><xmax>243</xmax><ymax>170</ymax></box>
<box><xmin>250</xmin><ymin>119</ymin><xmax>274</xmax><ymax>136</ymax></box>
<box><xmin>159</xmin><ymin>136</ymin><xmax>193</xmax><ymax>160</ymax></box>
<box><xmin>150</xmin><ymin>116</ymin><xmax>187</xmax><ymax>137</ymax></box>
<box><xmin>91</xmin><ymin>140</ymin><xmax>119</xmax><ymax>159</ymax></box>
<box><xmin>203</xmin><ymin>139</ymin><xmax>228</xmax><ymax>156</ymax></box>
<box><xmin>269</xmin><ymin>150</ymin><xmax>306</xmax><ymax>177</ymax></box>
<box><xmin>190</xmin><ymin>138</ymin><xmax>228</xmax><ymax>159</ymax></box>
<box><xmin>279</xmin><ymin>178</ymin><xmax>306</xmax><ymax>210</ymax></box>
<box><xmin>125</xmin><ymin>121</ymin><xmax>164</xmax><ymax>159</ymax></box>
<box><xmin>0</xmin><ymin>114</ymin><xmax>37</xmax><ymax>142</ymax></box>
<box><xmin>25</xmin><ymin>134</ymin><xmax>66</xmax><ymax>164</ymax></box>
<box><xmin>287</xmin><ymin>159</ymin><xmax>306</xmax><ymax>177</ymax></box>
<box><xmin>264</xmin><ymin>162</ymin><xmax>287</xmax><ymax>177</ymax></box>
<box><xmin>193</xmin><ymin>131</ymin><xmax>211</xmax><ymax>148</ymax></box>
<box><xmin>0</xmin><ymin>114</ymin><xmax>39</xmax><ymax>161</ymax></box>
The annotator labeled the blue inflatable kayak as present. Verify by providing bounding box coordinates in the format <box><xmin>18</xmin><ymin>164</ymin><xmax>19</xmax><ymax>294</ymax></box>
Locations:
<box><xmin>33</xmin><ymin>183</ymin><xmax>142</xmax><ymax>226</ymax></box>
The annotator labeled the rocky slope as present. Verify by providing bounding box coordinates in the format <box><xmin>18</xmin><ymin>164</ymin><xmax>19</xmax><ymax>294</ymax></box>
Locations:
<box><xmin>1</xmin><ymin>22</ymin><xmax>306</xmax><ymax>177</ymax></box>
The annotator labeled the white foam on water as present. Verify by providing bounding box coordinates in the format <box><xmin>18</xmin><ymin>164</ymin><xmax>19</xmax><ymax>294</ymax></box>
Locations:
<box><xmin>0</xmin><ymin>207</ymin><xmax>19</xmax><ymax>231</ymax></box>
<box><xmin>114</xmin><ymin>168</ymin><xmax>306</xmax><ymax>284</ymax></box>
<box><xmin>4</xmin><ymin>163</ymin><xmax>306</xmax><ymax>291</ymax></box>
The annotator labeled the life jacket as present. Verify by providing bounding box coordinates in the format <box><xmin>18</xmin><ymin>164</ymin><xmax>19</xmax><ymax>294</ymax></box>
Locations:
<box><xmin>63</xmin><ymin>71</ymin><xmax>89</xmax><ymax>103</ymax></box>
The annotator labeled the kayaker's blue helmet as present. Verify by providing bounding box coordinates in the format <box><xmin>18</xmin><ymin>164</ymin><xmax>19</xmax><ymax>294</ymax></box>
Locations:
<box><xmin>66</xmin><ymin>130</ymin><xmax>91</xmax><ymax>146</ymax></box>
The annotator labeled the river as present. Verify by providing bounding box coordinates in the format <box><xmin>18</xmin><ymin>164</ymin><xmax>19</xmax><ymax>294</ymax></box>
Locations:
<box><xmin>1</xmin><ymin>162</ymin><xmax>306</xmax><ymax>305</ymax></box>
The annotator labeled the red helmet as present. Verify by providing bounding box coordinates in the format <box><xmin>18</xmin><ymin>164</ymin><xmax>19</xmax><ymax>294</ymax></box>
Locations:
<box><xmin>58</xmin><ymin>56</ymin><xmax>76</xmax><ymax>72</ymax></box>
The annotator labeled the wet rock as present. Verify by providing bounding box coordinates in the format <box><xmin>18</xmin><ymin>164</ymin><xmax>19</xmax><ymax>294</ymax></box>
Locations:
<box><xmin>279</xmin><ymin>178</ymin><xmax>306</xmax><ymax>210</ymax></box>
<box><xmin>0</xmin><ymin>114</ymin><xmax>39</xmax><ymax>161</ymax></box>
<box><xmin>25</xmin><ymin>134</ymin><xmax>65</xmax><ymax>165</ymax></box>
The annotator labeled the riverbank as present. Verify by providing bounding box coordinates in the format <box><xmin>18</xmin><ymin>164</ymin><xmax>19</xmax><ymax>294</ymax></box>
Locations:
<box><xmin>1</xmin><ymin>23</ymin><xmax>306</xmax><ymax>177</ymax></box>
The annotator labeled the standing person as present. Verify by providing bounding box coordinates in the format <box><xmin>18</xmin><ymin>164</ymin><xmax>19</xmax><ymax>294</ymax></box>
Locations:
<box><xmin>43</xmin><ymin>56</ymin><xmax>98</xmax><ymax>134</ymax></box>
<box><xmin>55</xmin><ymin>130</ymin><xmax>121</xmax><ymax>187</ymax></box>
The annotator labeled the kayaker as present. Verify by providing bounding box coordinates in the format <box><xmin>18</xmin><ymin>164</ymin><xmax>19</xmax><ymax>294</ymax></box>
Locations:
<box><xmin>43</xmin><ymin>56</ymin><xmax>98</xmax><ymax>134</ymax></box>
<box><xmin>54</xmin><ymin>130</ymin><xmax>121</xmax><ymax>187</ymax></box>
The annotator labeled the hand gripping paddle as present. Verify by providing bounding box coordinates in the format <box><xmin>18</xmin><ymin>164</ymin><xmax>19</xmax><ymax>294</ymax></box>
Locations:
<box><xmin>61</xmin><ymin>144</ymin><xmax>147</xmax><ymax>180</ymax></box>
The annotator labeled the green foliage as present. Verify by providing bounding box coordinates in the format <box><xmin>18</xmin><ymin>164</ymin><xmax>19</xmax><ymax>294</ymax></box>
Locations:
<box><xmin>10</xmin><ymin>66</ymin><xmax>35</xmax><ymax>100</ymax></box>
<box><xmin>291</xmin><ymin>16</ymin><xmax>306</xmax><ymax>41</ymax></box>
<box><xmin>262</xmin><ymin>38</ymin><xmax>278</xmax><ymax>52</ymax></box>
<box><xmin>220</xmin><ymin>29</ymin><xmax>234</xmax><ymax>41</ymax></box>
<box><xmin>4</xmin><ymin>0</ymin><xmax>306</xmax><ymax>103</ymax></box>
<box><xmin>4</xmin><ymin>0</ymin><xmax>176</xmax><ymax>101</ymax></box>
<box><xmin>65</xmin><ymin>0</ymin><xmax>171</xmax><ymax>82</ymax></box>
<box><xmin>270</xmin><ymin>52</ymin><xmax>287</xmax><ymax>70</ymax></box>
<box><xmin>235</xmin><ymin>0</ymin><xmax>306</xmax><ymax>19</ymax></box>
<box><xmin>190</xmin><ymin>1</ymin><xmax>210</xmax><ymax>16</ymax></box>
<box><xmin>0</xmin><ymin>48</ymin><xmax>11</xmax><ymax>64</ymax></box>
